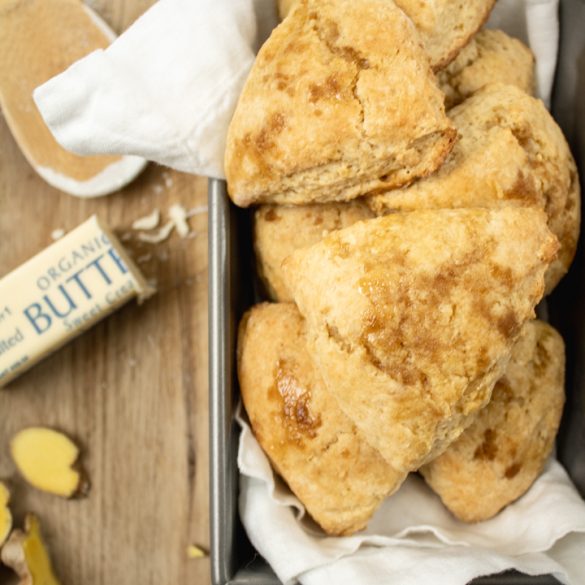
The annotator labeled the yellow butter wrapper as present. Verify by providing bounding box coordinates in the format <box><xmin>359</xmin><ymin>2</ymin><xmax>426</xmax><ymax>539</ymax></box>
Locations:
<box><xmin>0</xmin><ymin>216</ymin><xmax>155</xmax><ymax>387</ymax></box>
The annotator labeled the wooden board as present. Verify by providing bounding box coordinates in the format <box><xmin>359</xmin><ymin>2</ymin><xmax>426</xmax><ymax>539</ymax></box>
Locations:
<box><xmin>0</xmin><ymin>2</ymin><xmax>211</xmax><ymax>583</ymax></box>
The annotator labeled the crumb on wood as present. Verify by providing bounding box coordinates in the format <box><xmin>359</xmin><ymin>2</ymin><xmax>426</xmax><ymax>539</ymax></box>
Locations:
<box><xmin>187</xmin><ymin>205</ymin><xmax>208</xmax><ymax>218</ymax></box>
<box><xmin>132</xmin><ymin>209</ymin><xmax>160</xmax><ymax>231</ymax></box>
<box><xmin>169</xmin><ymin>203</ymin><xmax>190</xmax><ymax>238</ymax></box>
<box><xmin>137</xmin><ymin>221</ymin><xmax>175</xmax><ymax>244</ymax></box>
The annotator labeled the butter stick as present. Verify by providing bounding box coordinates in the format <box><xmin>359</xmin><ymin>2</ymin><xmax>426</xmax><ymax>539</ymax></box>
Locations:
<box><xmin>0</xmin><ymin>216</ymin><xmax>155</xmax><ymax>387</ymax></box>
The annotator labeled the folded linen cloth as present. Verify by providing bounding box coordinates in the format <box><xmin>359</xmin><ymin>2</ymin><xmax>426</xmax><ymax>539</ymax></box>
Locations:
<box><xmin>34</xmin><ymin>0</ymin><xmax>278</xmax><ymax>179</ymax></box>
<box><xmin>238</xmin><ymin>408</ymin><xmax>585</xmax><ymax>585</ymax></box>
<box><xmin>34</xmin><ymin>0</ymin><xmax>558</xmax><ymax>179</ymax></box>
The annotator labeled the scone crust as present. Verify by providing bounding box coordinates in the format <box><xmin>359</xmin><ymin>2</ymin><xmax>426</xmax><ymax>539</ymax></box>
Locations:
<box><xmin>226</xmin><ymin>0</ymin><xmax>456</xmax><ymax>207</ymax></box>
<box><xmin>368</xmin><ymin>83</ymin><xmax>580</xmax><ymax>294</ymax></box>
<box><xmin>284</xmin><ymin>207</ymin><xmax>558</xmax><ymax>472</ymax></box>
<box><xmin>394</xmin><ymin>0</ymin><xmax>496</xmax><ymax>70</ymax></box>
<box><xmin>238</xmin><ymin>303</ymin><xmax>406</xmax><ymax>535</ymax></box>
<box><xmin>438</xmin><ymin>29</ymin><xmax>535</xmax><ymax>109</ymax></box>
<box><xmin>254</xmin><ymin>202</ymin><xmax>374</xmax><ymax>301</ymax></box>
<box><xmin>277</xmin><ymin>0</ymin><xmax>496</xmax><ymax>70</ymax></box>
<box><xmin>421</xmin><ymin>320</ymin><xmax>565</xmax><ymax>522</ymax></box>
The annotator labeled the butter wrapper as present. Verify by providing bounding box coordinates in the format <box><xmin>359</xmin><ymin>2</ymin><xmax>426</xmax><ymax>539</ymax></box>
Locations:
<box><xmin>0</xmin><ymin>215</ymin><xmax>155</xmax><ymax>387</ymax></box>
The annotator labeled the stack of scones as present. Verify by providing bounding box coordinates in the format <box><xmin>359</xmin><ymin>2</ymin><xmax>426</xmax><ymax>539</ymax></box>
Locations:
<box><xmin>225</xmin><ymin>0</ymin><xmax>580</xmax><ymax>535</ymax></box>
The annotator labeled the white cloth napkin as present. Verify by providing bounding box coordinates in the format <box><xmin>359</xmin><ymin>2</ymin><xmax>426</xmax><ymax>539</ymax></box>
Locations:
<box><xmin>238</xmin><ymin>408</ymin><xmax>585</xmax><ymax>585</ymax></box>
<box><xmin>34</xmin><ymin>0</ymin><xmax>558</xmax><ymax>179</ymax></box>
<box><xmin>34</xmin><ymin>0</ymin><xmax>278</xmax><ymax>179</ymax></box>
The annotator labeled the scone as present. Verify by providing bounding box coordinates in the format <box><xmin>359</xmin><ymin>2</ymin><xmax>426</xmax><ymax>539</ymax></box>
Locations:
<box><xmin>254</xmin><ymin>202</ymin><xmax>374</xmax><ymax>301</ymax></box>
<box><xmin>238</xmin><ymin>303</ymin><xmax>406</xmax><ymax>535</ymax></box>
<box><xmin>420</xmin><ymin>320</ymin><xmax>565</xmax><ymax>522</ymax></box>
<box><xmin>438</xmin><ymin>29</ymin><xmax>535</xmax><ymax>108</ymax></box>
<box><xmin>276</xmin><ymin>0</ymin><xmax>496</xmax><ymax>70</ymax></box>
<box><xmin>283</xmin><ymin>207</ymin><xmax>559</xmax><ymax>472</ymax></box>
<box><xmin>368</xmin><ymin>84</ymin><xmax>580</xmax><ymax>294</ymax></box>
<box><xmin>225</xmin><ymin>0</ymin><xmax>456</xmax><ymax>207</ymax></box>
<box><xmin>393</xmin><ymin>0</ymin><xmax>496</xmax><ymax>70</ymax></box>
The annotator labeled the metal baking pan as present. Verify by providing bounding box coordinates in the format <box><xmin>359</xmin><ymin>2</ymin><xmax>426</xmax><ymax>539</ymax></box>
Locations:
<box><xmin>209</xmin><ymin>0</ymin><xmax>585</xmax><ymax>581</ymax></box>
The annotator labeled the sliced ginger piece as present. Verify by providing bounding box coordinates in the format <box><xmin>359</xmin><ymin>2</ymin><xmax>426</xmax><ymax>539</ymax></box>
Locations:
<box><xmin>10</xmin><ymin>428</ymin><xmax>87</xmax><ymax>498</ymax></box>
<box><xmin>1</xmin><ymin>514</ymin><xmax>61</xmax><ymax>585</ymax></box>
<box><xmin>186</xmin><ymin>544</ymin><xmax>208</xmax><ymax>559</ymax></box>
<box><xmin>0</xmin><ymin>481</ymin><xmax>13</xmax><ymax>547</ymax></box>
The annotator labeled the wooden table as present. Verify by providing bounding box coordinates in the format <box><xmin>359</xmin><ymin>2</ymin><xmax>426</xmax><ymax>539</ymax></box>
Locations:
<box><xmin>0</xmin><ymin>2</ymin><xmax>211</xmax><ymax>583</ymax></box>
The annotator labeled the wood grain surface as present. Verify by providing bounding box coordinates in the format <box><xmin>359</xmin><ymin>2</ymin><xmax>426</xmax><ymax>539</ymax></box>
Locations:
<box><xmin>0</xmin><ymin>2</ymin><xmax>211</xmax><ymax>583</ymax></box>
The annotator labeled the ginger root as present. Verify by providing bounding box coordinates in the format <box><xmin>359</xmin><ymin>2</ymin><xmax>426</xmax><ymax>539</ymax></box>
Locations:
<box><xmin>0</xmin><ymin>481</ymin><xmax>12</xmax><ymax>547</ymax></box>
<box><xmin>1</xmin><ymin>514</ymin><xmax>60</xmax><ymax>585</ymax></box>
<box><xmin>186</xmin><ymin>544</ymin><xmax>208</xmax><ymax>559</ymax></box>
<box><xmin>10</xmin><ymin>427</ymin><xmax>87</xmax><ymax>498</ymax></box>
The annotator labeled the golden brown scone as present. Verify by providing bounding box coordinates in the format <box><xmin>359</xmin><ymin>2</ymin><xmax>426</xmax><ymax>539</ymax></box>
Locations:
<box><xmin>394</xmin><ymin>0</ymin><xmax>496</xmax><ymax>70</ymax></box>
<box><xmin>238</xmin><ymin>303</ymin><xmax>406</xmax><ymax>535</ymax></box>
<box><xmin>368</xmin><ymin>84</ymin><xmax>581</xmax><ymax>294</ymax></box>
<box><xmin>420</xmin><ymin>320</ymin><xmax>565</xmax><ymax>522</ymax></box>
<box><xmin>438</xmin><ymin>29</ymin><xmax>535</xmax><ymax>109</ymax></box>
<box><xmin>226</xmin><ymin>0</ymin><xmax>456</xmax><ymax>207</ymax></box>
<box><xmin>284</xmin><ymin>207</ymin><xmax>559</xmax><ymax>473</ymax></box>
<box><xmin>276</xmin><ymin>0</ymin><xmax>495</xmax><ymax>70</ymax></box>
<box><xmin>254</xmin><ymin>202</ymin><xmax>374</xmax><ymax>301</ymax></box>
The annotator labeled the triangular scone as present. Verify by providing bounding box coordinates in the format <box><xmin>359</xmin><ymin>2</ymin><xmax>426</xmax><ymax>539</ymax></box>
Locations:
<box><xmin>225</xmin><ymin>0</ymin><xmax>456</xmax><ymax>207</ymax></box>
<box><xmin>283</xmin><ymin>207</ymin><xmax>558</xmax><ymax>472</ymax></box>
<box><xmin>437</xmin><ymin>30</ymin><xmax>535</xmax><ymax>109</ymax></box>
<box><xmin>238</xmin><ymin>303</ymin><xmax>406</xmax><ymax>535</ymax></box>
<box><xmin>368</xmin><ymin>84</ymin><xmax>580</xmax><ymax>294</ymax></box>
<box><xmin>254</xmin><ymin>202</ymin><xmax>374</xmax><ymax>301</ymax></box>
<box><xmin>421</xmin><ymin>320</ymin><xmax>565</xmax><ymax>522</ymax></box>
<box><xmin>392</xmin><ymin>0</ymin><xmax>496</xmax><ymax>70</ymax></box>
<box><xmin>276</xmin><ymin>0</ymin><xmax>495</xmax><ymax>70</ymax></box>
